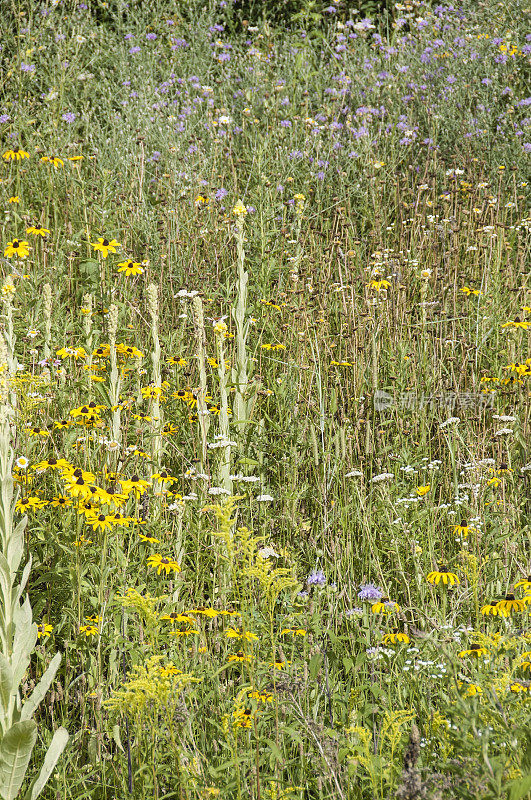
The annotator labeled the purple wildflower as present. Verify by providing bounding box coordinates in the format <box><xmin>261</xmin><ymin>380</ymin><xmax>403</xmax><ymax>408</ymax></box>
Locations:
<box><xmin>307</xmin><ymin>570</ymin><xmax>326</xmax><ymax>588</ymax></box>
<box><xmin>61</xmin><ymin>112</ymin><xmax>76</xmax><ymax>123</ymax></box>
<box><xmin>358</xmin><ymin>583</ymin><xmax>383</xmax><ymax>601</ymax></box>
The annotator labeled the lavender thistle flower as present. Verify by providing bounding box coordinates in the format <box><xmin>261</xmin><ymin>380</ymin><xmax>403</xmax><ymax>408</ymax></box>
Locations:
<box><xmin>307</xmin><ymin>569</ymin><xmax>326</xmax><ymax>588</ymax></box>
<box><xmin>358</xmin><ymin>583</ymin><xmax>383</xmax><ymax>601</ymax></box>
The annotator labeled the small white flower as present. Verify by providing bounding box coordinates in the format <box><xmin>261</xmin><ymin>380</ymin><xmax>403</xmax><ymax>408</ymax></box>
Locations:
<box><xmin>371</xmin><ymin>472</ymin><xmax>394</xmax><ymax>483</ymax></box>
<box><xmin>256</xmin><ymin>494</ymin><xmax>274</xmax><ymax>502</ymax></box>
<box><xmin>494</xmin><ymin>428</ymin><xmax>513</xmax><ymax>436</ymax></box>
<box><xmin>258</xmin><ymin>546</ymin><xmax>280</xmax><ymax>559</ymax></box>
<box><xmin>345</xmin><ymin>469</ymin><xmax>363</xmax><ymax>478</ymax></box>
<box><xmin>208</xmin><ymin>487</ymin><xmax>230</xmax><ymax>495</ymax></box>
<box><xmin>15</xmin><ymin>456</ymin><xmax>29</xmax><ymax>470</ymax></box>
<box><xmin>439</xmin><ymin>417</ymin><xmax>460</xmax><ymax>429</ymax></box>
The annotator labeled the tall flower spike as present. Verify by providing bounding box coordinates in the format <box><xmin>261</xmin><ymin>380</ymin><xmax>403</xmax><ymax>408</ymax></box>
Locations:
<box><xmin>107</xmin><ymin>304</ymin><xmax>121</xmax><ymax>446</ymax></box>
<box><xmin>147</xmin><ymin>283</ymin><xmax>163</xmax><ymax>467</ymax></box>
<box><xmin>192</xmin><ymin>295</ymin><xmax>210</xmax><ymax>467</ymax></box>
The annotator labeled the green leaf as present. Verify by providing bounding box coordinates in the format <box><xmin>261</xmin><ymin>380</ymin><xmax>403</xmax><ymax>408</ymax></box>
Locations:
<box><xmin>111</xmin><ymin>725</ymin><xmax>124</xmax><ymax>753</ymax></box>
<box><xmin>20</xmin><ymin>652</ymin><xmax>61</xmax><ymax>722</ymax></box>
<box><xmin>24</xmin><ymin>727</ymin><xmax>68</xmax><ymax>800</ymax></box>
<box><xmin>0</xmin><ymin>654</ymin><xmax>13</xmax><ymax>713</ymax></box>
<box><xmin>508</xmin><ymin>774</ymin><xmax>531</xmax><ymax>800</ymax></box>
<box><xmin>0</xmin><ymin>720</ymin><xmax>37</xmax><ymax>800</ymax></box>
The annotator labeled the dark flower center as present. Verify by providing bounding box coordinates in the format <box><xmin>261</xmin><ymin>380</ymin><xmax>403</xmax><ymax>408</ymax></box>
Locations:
<box><xmin>13</xmin><ymin>240</ymin><xmax>20</xmax><ymax>248</ymax></box>
<box><xmin>470</xmin><ymin>644</ymin><xmax>481</xmax><ymax>650</ymax></box>
<box><xmin>131</xmin><ymin>474</ymin><xmax>139</xmax><ymax>482</ymax></box>
<box><xmin>102</xmin><ymin>239</ymin><xmax>109</xmax><ymax>246</ymax></box>
<box><xmin>505</xmin><ymin>593</ymin><xmax>515</xmax><ymax>601</ymax></box>
<box><xmin>98</xmin><ymin>515</ymin><xmax>105</xmax><ymax>522</ymax></box>
<box><xmin>48</xmin><ymin>457</ymin><xmax>58</xmax><ymax>465</ymax></box>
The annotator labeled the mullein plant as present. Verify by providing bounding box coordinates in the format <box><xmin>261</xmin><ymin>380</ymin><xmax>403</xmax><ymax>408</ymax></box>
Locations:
<box><xmin>230</xmin><ymin>201</ymin><xmax>257</xmax><ymax>439</ymax></box>
<box><xmin>42</xmin><ymin>283</ymin><xmax>52</xmax><ymax>363</ymax></box>
<box><xmin>0</xmin><ymin>326</ymin><xmax>68</xmax><ymax>798</ymax></box>
<box><xmin>81</xmin><ymin>293</ymin><xmax>93</xmax><ymax>395</ymax></box>
<box><xmin>192</xmin><ymin>295</ymin><xmax>210</xmax><ymax>471</ymax></box>
<box><xmin>107</xmin><ymin>304</ymin><xmax>121</xmax><ymax>448</ymax></box>
<box><xmin>147</xmin><ymin>283</ymin><xmax>163</xmax><ymax>468</ymax></box>
<box><xmin>213</xmin><ymin>320</ymin><xmax>232</xmax><ymax>494</ymax></box>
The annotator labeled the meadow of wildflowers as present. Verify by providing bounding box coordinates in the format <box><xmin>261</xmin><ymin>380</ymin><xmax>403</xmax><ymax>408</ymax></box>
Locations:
<box><xmin>0</xmin><ymin>0</ymin><xmax>530</xmax><ymax>797</ymax></box>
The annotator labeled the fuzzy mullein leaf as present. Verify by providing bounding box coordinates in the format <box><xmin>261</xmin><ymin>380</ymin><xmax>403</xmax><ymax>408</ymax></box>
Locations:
<box><xmin>0</xmin><ymin>720</ymin><xmax>37</xmax><ymax>800</ymax></box>
<box><xmin>20</xmin><ymin>653</ymin><xmax>61</xmax><ymax>723</ymax></box>
<box><xmin>0</xmin><ymin>654</ymin><xmax>13</xmax><ymax>723</ymax></box>
<box><xmin>23</xmin><ymin>727</ymin><xmax>69</xmax><ymax>800</ymax></box>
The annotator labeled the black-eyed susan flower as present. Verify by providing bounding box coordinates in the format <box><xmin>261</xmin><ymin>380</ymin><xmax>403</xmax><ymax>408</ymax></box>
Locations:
<box><xmin>232</xmin><ymin>706</ymin><xmax>253</xmax><ymax>728</ymax></box>
<box><xmin>28</xmin><ymin>426</ymin><xmax>50</xmax><ymax>438</ymax></box>
<box><xmin>458</xmin><ymin>644</ymin><xmax>488</xmax><ymax>658</ymax></box>
<box><xmin>86</xmin><ymin>513</ymin><xmax>113</xmax><ymax>533</ymax></box>
<box><xmin>515</xmin><ymin>576</ymin><xmax>531</xmax><ymax>591</ymax></box>
<box><xmin>64</xmin><ymin>477</ymin><xmax>93</xmax><ymax>501</ymax></box>
<box><xmin>520</xmin><ymin>653</ymin><xmax>531</xmax><ymax>672</ymax></box>
<box><xmin>228</xmin><ymin>651</ymin><xmax>253</xmax><ymax>663</ymax></box>
<box><xmin>187</xmin><ymin>607</ymin><xmax>218</xmax><ymax>619</ymax></box>
<box><xmin>496</xmin><ymin>594</ymin><xmax>525</xmax><ymax>614</ymax></box>
<box><xmin>35</xmin><ymin>456</ymin><xmax>69</xmax><ymax>471</ymax></box>
<box><xmin>116</xmin><ymin>343</ymin><xmax>144</xmax><ymax>358</ymax></box>
<box><xmin>91</xmin><ymin>237</ymin><xmax>121</xmax><ymax>258</ymax></box>
<box><xmin>269</xmin><ymin>660</ymin><xmax>291</xmax><ymax>670</ymax></box>
<box><xmin>509</xmin><ymin>682</ymin><xmax>528</xmax><ymax>693</ymax></box>
<box><xmin>147</xmin><ymin>553</ymin><xmax>181</xmax><ymax>575</ymax></box>
<box><xmin>502</xmin><ymin>318</ymin><xmax>530</xmax><ymax>330</ymax></box>
<box><xmin>79</xmin><ymin>624</ymin><xmax>98</xmax><ymax>637</ymax></box>
<box><xmin>3</xmin><ymin>146</ymin><xmax>29</xmax><ymax>161</ymax></box>
<box><xmin>138</xmin><ymin>533</ymin><xmax>160</xmax><ymax>543</ymax></box>
<box><xmin>26</xmin><ymin>225</ymin><xmax>49</xmax><ymax>237</ymax></box>
<box><xmin>160</xmin><ymin>612</ymin><xmax>196</xmax><ymax>626</ymax></box>
<box><xmin>120</xmin><ymin>474</ymin><xmax>151</xmax><ymax>496</ymax></box>
<box><xmin>54</xmin><ymin>419</ymin><xmax>73</xmax><ymax>430</ymax></box>
<box><xmin>371</xmin><ymin>597</ymin><xmax>400</xmax><ymax>614</ymax></box>
<box><xmin>458</xmin><ymin>682</ymin><xmax>483</xmax><ymax>696</ymax></box>
<box><xmin>50</xmin><ymin>496</ymin><xmax>72</xmax><ymax>508</ymax></box>
<box><xmin>368</xmin><ymin>279</ymin><xmax>391</xmax><ymax>292</ymax></box>
<box><xmin>37</xmin><ymin>623</ymin><xmax>52</xmax><ymax>639</ymax></box>
<box><xmin>4</xmin><ymin>239</ymin><xmax>30</xmax><ymax>258</ymax></box>
<box><xmin>480</xmin><ymin>600</ymin><xmax>507</xmax><ymax>617</ymax></box>
<box><xmin>15</xmin><ymin>496</ymin><xmax>47</xmax><ymax>512</ymax></box>
<box><xmin>141</xmin><ymin>385</ymin><xmax>164</xmax><ymax>399</ymax></box>
<box><xmin>453</xmin><ymin>520</ymin><xmax>476</xmax><ymax>537</ymax></box>
<box><xmin>382</xmin><ymin>629</ymin><xmax>410</xmax><ymax>645</ymax></box>
<box><xmin>427</xmin><ymin>566</ymin><xmax>460</xmax><ymax>586</ymax></box>
<box><xmin>247</xmin><ymin>689</ymin><xmax>274</xmax><ymax>704</ymax></box>
<box><xmin>56</xmin><ymin>346</ymin><xmax>87</xmax><ymax>360</ymax></box>
<box><xmin>40</xmin><ymin>155</ymin><xmax>64</xmax><ymax>167</ymax></box>
<box><xmin>280</xmin><ymin>628</ymin><xmax>306</xmax><ymax>637</ymax></box>
<box><xmin>225</xmin><ymin>627</ymin><xmax>259</xmax><ymax>642</ymax></box>
<box><xmin>460</xmin><ymin>286</ymin><xmax>482</xmax><ymax>296</ymax></box>
<box><xmin>117</xmin><ymin>259</ymin><xmax>144</xmax><ymax>276</ymax></box>
<box><xmin>416</xmin><ymin>485</ymin><xmax>430</xmax><ymax>496</ymax></box>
